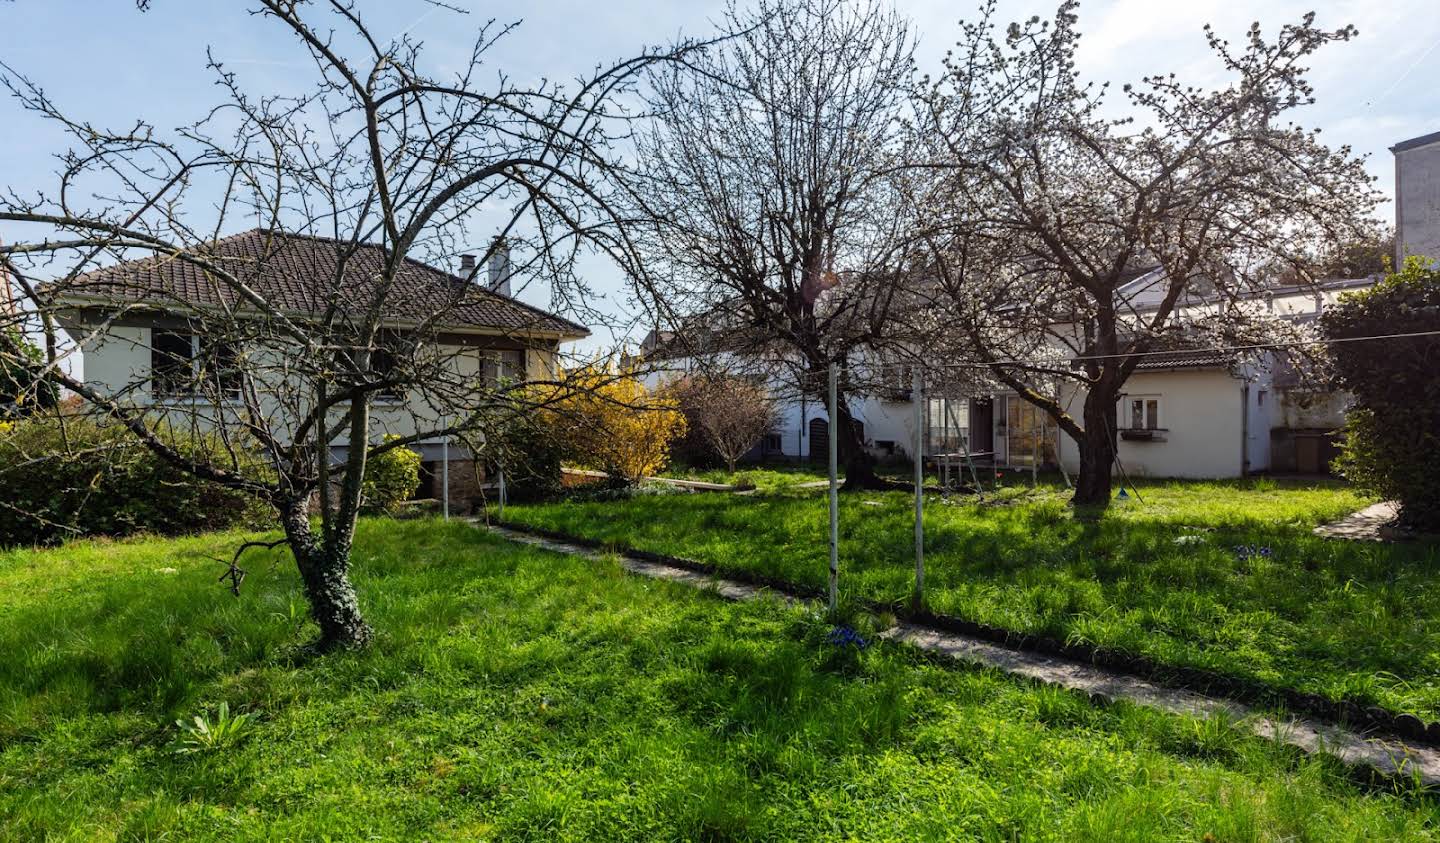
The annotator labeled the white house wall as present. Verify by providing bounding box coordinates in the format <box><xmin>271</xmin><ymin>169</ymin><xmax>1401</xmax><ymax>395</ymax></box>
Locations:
<box><xmin>643</xmin><ymin>355</ymin><xmax>920</xmax><ymax>461</ymax></box>
<box><xmin>62</xmin><ymin>316</ymin><xmax>559</xmax><ymax>450</ymax></box>
<box><xmin>1056</xmin><ymin>369</ymin><xmax>1255</xmax><ymax>479</ymax></box>
<box><xmin>76</xmin><ymin>324</ymin><xmax>150</xmax><ymax>399</ymax></box>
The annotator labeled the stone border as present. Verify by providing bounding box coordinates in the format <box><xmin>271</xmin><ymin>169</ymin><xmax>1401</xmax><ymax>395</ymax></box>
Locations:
<box><xmin>1314</xmin><ymin>501</ymin><xmax>1401</xmax><ymax>541</ymax></box>
<box><xmin>485</xmin><ymin>522</ymin><xmax>1440</xmax><ymax>789</ymax></box>
<box><xmin>561</xmin><ymin>468</ymin><xmax>749</xmax><ymax>493</ymax></box>
<box><xmin>493</xmin><ymin>519</ymin><xmax>1440</xmax><ymax>750</ymax></box>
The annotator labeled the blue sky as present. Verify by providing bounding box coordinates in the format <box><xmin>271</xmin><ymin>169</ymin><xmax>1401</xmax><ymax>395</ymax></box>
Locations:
<box><xmin>3</xmin><ymin>0</ymin><xmax>1438</xmax><ymax>353</ymax></box>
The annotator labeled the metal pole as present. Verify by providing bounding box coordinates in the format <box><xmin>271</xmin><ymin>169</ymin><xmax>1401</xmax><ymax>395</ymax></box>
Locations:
<box><xmin>498</xmin><ymin>464</ymin><xmax>507</xmax><ymax>521</ymax></box>
<box><xmin>948</xmin><ymin>398</ymin><xmax>984</xmax><ymax>501</ymax></box>
<box><xmin>1032</xmin><ymin>424</ymin><xmax>1039</xmax><ymax>488</ymax></box>
<box><xmin>912</xmin><ymin>368</ymin><xmax>925</xmax><ymax>611</ymax></box>
<box><xmin>441</xmin><ymin>432</ymin><xmax>450</xmax><ymax>520</ymax></box>
<box><xmin>827</xmin><ymin>361</ymin><xmax>839</xmax><ymax>614</ymax></box>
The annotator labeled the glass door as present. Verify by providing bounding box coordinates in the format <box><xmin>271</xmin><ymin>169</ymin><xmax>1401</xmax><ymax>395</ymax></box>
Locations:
<box><xmin>1005</xmin><ymin>398</ymin><xmax>1053</xmax><ymax>468</ymax></box>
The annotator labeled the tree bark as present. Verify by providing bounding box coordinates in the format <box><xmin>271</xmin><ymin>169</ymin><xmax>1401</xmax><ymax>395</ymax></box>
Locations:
<box><xmin>1072</xmin><ymin>392</ymin><xmax>1118</xmax><ymax>508</ymax></box>
<box><xmin>834</xmin><ymin>394</ymin><xmax>883</xmax><ymax>491</ymax></box>
<box><xmin>280</xmin><ymin>497</ymin><xmax>373</xmax><ymax>651</ymax></box>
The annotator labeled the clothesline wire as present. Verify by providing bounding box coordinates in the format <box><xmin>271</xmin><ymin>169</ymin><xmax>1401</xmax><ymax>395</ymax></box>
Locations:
<box><xmin>887</xmin><ymin>329</ymin><xmax>1440</xmax><ymax>373</ymax></box>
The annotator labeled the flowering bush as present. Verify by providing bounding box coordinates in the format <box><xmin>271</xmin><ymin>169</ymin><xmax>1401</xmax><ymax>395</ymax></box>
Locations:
<box><xmin>538</xmin><ymin>367</ymin><xmax>686</xmax><ymax>484</ymax></box>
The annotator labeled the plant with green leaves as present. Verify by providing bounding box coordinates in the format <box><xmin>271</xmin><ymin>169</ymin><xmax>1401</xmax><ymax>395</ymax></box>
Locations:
<box><xmin>0</xmin><ymin>413</ymin><xmax>270</xmax><ymax>546</ymax></box>
<box><xmin>1323</xmin><ymin>257</ymin><xmax>1440</xmax><ymax>531</ymax></box>
<box><xmin>172</xmin><ymin>701</ymin><xmax>256</xmax><ymax>755</ymax></box>
<box><xmin>361</xmin><ymin>434</ymin><xmax>422</xmax><ymax>513</ymax></box>
<box><xmin>0</xmin><ymin>328</ymin><xmax>56</xmax><ymax>418</ymax></box>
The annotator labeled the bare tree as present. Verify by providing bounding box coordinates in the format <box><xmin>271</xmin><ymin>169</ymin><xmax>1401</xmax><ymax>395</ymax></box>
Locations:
<box><xmin>667</xmin><ymin>373</ymin><xmax>778</xmax><ymax>473</ymax></box>
<box><xmin>630</xmin><ymin>0</ymin><xmax>915</xmax><ymax>490</ymax></box>
<box><xmin>0</xmin><ymin>1</ymin><xmax>694</xmax><ymax>650</ymax></box>
<box><xmin>905</xmin><ymin>2</ymin><xmax>1380</xmax><ymax>505</ymax></box>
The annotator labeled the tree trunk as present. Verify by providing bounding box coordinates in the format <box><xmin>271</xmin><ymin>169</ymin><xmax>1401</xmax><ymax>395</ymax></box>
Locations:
<box><xmin>835</xmin><ymin>396</ymin><xmax>883</xmax><ymax>491</ymax></box>
<box><xmin>280</xmin><ymin>497</ymin><xmax>373</xmax><ymax>651</ymax></box>
<box><xmin>1072</xmin><ymin>392</ymin><xmax>1118</xmax><ymax>508</ymax></box>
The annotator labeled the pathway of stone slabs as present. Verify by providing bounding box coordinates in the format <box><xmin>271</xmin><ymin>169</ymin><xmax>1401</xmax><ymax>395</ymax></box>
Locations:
<box><xmin>485</xmin><ymin>523</ymin><xmax>1440</xmax><ymax>787</ymax></box>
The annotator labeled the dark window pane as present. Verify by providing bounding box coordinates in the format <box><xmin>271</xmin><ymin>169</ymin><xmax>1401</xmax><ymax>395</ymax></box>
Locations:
<box><xmin>483</xmin><ymin>349</ymin><xmax>526</xmax><ymax>387</ymax></box>
<box><xmin>373</xmin><ymin>331</ymin><xmax>406</xmax><ymax>399</ymax></box>
<box><xmin>198</xmin><ymin>337</ymin><xmax>243</xmax><ymax>401</ymax></box>
<box><xmin>152</xmin><ymin>330</ymin><xmax>194</xmax><ymax>397</ymax></box>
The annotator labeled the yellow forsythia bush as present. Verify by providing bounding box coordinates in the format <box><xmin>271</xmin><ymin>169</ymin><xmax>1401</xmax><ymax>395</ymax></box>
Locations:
<box><xmin>539</xmin><ymin>366</ymin><xmax>686</xmax><ymax>484</ymax></box>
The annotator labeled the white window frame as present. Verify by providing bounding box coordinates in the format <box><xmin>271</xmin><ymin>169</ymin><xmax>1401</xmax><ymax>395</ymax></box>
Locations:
<box><xmin>1121</xmin><ymin>394</ymin><xmax>1163</xmax><ymax>431</ymax></box>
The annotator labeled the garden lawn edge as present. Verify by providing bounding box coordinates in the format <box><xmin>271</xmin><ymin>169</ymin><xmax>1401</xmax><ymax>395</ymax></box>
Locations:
<box><xmin>491</xmin><ymin>518</ymin><xmax>1440</xmax><ymax>749</ymax></box>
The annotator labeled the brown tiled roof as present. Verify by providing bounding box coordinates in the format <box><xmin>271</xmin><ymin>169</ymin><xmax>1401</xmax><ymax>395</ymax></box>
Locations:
<box><xmin>1131</xmin><ymin>348</ymin><xmax>1229</xmax><ymax>371</ymax></box>
<box><xmin>50</xmin><ymin>228</ymin><xmax>588</xmax><ymax>338</ymax></box>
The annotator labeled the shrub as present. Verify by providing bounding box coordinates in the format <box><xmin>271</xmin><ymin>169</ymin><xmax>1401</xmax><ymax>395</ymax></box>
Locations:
<box><xmin>485</xmin><ymin>415</ymin><xmax>566</xmax><ymax>503</ymax></box>
<box><xmin>0</xmin><ymin>414</ymin><xmax>270</xmax><ymax>546</ymax></box>
<box><xmin>361</xmin><ymin>435</ymin><xmax>421</xmax><ymax>512</ymax></box>
<box><xmin>1322</xmin><ymin>257</ymin><xmax>1440</xmax><ymax>530</ymax></box>
<box><xmin>538</xmin><ymin>367</ymin><xmax>687</xmax><ymax>484</ymax></box>
<box><xmin>172</xmin><ymin>702</ymin><xmax>257</xmax><ymax>755</ymax></box>
<box><xmin>0</xmin><ymin>329</ymin><xmax>58</xmax><ymax>419</ymax></box>
<box><xmin>664</xmin><ymin>374</ymin><xmax>778</xmax><ymax>473</ymax></box>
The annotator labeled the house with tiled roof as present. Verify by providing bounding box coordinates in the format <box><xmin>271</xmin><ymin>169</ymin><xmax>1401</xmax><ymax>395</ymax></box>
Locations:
<box><xmin>47</xmin><ymin>228</ymin><xmax>588</xmax><ymax>505</ymax></box>
<box><xmin>634</xmin><ymin>263</ymin><xmax>1376</xmax><ymax>480</ymax></box>
<box><xmin>916</xmin><ymin>272</ymin><xmax>1377</xmax><ymax>480</ymax></box>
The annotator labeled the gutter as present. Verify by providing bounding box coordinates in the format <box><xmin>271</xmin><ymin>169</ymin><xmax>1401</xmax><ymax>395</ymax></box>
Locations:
<box><xmin>1240</xmin><ymin>382</ymin><xmax>1251</xmax><ymax>478</ymax></box>
<box><xmin>47</xmin><ymin>292</ymin><xmax>588</xmax><ymax>341</ymax></box>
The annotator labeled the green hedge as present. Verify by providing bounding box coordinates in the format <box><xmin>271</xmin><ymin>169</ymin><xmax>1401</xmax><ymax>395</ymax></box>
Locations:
<box><xmin>362</xmin><ymin>435</ymin><xmax>422</xmax><ymax>513</ymax></box>
<box><xmin>0</xmin><ymin>415</ymin><xmax>271</xmax><ymax>546</ymax></box>
<box><xmin>1323</xmin><ymin>257</ymin><xmax>1440</xmax><ymax>531</ymax></box>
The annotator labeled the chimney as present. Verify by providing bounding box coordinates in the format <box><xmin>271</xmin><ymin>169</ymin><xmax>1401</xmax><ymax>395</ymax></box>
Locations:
<box><xmin>488</xmin><ymin>237</ymin><xmax>512</xmax><ymax>297</ymax></box>
<box><xmin>458</xmin><ymin>253</ymin><xmax>477</xmax><ymax>279</ymax></box>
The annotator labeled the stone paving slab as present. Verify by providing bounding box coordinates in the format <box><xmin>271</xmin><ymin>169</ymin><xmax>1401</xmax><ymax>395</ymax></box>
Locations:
<box><xmin>561</xmin><ymin>468</ymin><xmax>742</xmax><ymax>493</ymax></box>
<box><xmin>485</xmin><ymin>523</ymin><xmax>1440</xmax><ymax>787</ymax></box>
<box><xmin>1314</xmin><ymin>501</ymin><xmax>1401</xmax><ymax>541</ymax></box>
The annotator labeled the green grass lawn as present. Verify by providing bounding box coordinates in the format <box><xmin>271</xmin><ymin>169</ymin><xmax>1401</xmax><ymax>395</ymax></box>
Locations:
<box><xmin>3</xmin><ymin>519</ymin><xmax>1438</xmax><ymax>839</ymax></box>
<box><xmin>504</xmin><ymin>477</ymin><xmax>1440</xmax><ymax>720</ymax></box>
<box><xmin>660</xmin><ymin>462</ymin><xmax>833</xmax><ymax>493</ymax></box>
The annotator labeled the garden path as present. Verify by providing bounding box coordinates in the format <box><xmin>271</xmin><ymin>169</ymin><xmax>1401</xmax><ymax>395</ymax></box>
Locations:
<box><xmin>486</xmin><ymin>522</ymin><xmax>1440</xmax><ymax>787</ymax></box>
<box><xmin>1314</xmin><ymin>501</ymin><xmax>1402</xmax><ymax>541</ymax></box>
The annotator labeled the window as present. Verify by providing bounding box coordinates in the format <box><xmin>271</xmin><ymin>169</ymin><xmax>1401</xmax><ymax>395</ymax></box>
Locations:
<box><xmin>1124</xmin><ymin>395</ymin><xmax>1161</xmax><ymax>430</ymax></box>
<box><xmin>151</xmin><ymin>330</ymin><xmax>241</xmax><ymax>401</ymax></box>
<box><xmin>200</xmin><ymin>337</ymin><xmax>243</xmax><ymax>401</ymax></box>
<box><xmin>370</xmin><ymin>342</ymin><xmax>403</xmax><ymax>400</ymax></box>
<box><xmin>151</xmin><ymin>330</ymin><xmax>194</xmax><ymax>398</ymax></box>
<box><xmin>481</xmin><ymin>349</ymin><xmax>525</xmax><ymax>387</ymax></box>
<box><xmin>333</xmin><ymin>331</ymin><xmax>406</xmax><ymax>400</ymax></box>
<box><xmin>927</xmin><ymin>397</ymin><xmax>969</xmax><ymax>453</ymax></box>
<box><xmin>762</xmin><ymin>433</ymin><xmax>782</xmax><ymax>453</ymax></box>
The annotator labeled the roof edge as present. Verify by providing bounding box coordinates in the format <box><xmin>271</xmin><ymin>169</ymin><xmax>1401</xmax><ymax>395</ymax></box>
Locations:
<box><xmin>1392</xmin><ymin>130</ymin><xmax>1440</xmax><ymax>154</ymax></box>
